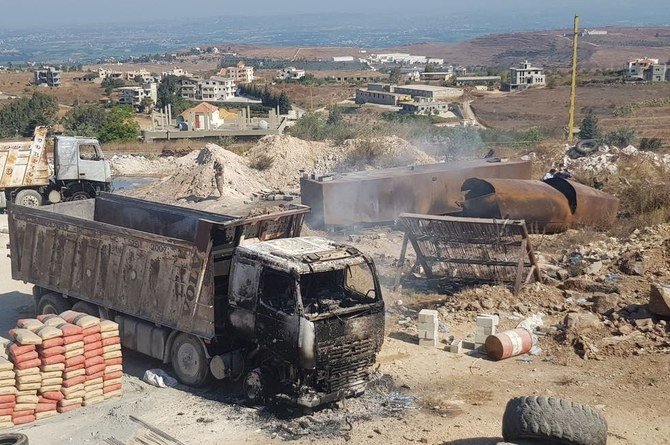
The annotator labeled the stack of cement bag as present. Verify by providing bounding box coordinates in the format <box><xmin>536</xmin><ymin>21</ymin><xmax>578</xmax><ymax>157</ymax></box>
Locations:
<box><xmin>38</xmin><ymin>314</ymin><xmax>86</xmax><ymax>414</ymax></box>
<box><xmin>0</xmin><ymin>338</ymin><xmax>16</xmax><ymax>430</ymax></box>
<box><xmin>6</xmin><ymin>326</ymin><xmax>43</xmax><ymax>425</ymax></box>
<box><xmin>100</xmin><ymin>320</ymin><xmax>122</xmax><ymax>399</ymax></box>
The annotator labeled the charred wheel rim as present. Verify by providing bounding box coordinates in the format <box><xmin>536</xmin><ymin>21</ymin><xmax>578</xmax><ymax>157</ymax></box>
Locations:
<box><xmin>176</xmin><ymin>342</ymin><xmax>200</xmax><ymax>379</ymax></box>
<box><xmin>244</xmin><ymin>369</ymin><xmax>264</xmax><ymax>402</ymax></box>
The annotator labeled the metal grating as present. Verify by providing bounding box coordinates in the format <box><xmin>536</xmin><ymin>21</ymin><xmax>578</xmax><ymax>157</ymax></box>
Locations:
<box><xmin>395</xmin><ymin>213</ymin><xmax>542</xmax><ymax>294</ymax></box>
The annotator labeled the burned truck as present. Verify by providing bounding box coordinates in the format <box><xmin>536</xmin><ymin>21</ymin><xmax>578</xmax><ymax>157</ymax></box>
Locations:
<box><xmin>7</xmin><ymin>194</ymin><xmax>385</xmax><ymax>406</ymax></box>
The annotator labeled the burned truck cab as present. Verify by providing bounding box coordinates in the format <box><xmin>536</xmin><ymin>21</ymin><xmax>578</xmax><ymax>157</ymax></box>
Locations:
<box><xmin>226</xmin><ymin>236</ymin><xmax>385</xmax><ymax>406</ymax></box>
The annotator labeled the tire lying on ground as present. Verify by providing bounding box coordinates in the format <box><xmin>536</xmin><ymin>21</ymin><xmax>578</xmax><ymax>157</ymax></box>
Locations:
<box><xmin>502</xmin><ymin>396</ymin><xmax>607</xmax><ymax>445</ymax></box>
<box><xmin>0</xmin><ymin>433</ymin><xmax>29</xmax><ymax>445</ymax></box>
<box><xmin>574</xmin><ymin>139</ymin><xmax>598</xmax><ymax>156</ymax></box>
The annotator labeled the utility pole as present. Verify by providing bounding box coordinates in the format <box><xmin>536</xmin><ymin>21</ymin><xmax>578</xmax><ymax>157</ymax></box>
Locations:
<box><xmin>567</xmin><ymin>14</ymin><xmax>580</xmax><ymax>142</ymax></box>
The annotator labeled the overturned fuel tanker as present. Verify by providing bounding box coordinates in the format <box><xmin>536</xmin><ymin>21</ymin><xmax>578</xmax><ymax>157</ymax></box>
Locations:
<box><xmin>459</xmin><ymin>177</ymin><xmax>619</xmax><ymax>233</ymax></box>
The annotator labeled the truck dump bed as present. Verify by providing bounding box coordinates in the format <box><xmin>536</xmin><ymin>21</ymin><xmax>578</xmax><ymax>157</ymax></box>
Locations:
<box><xmin>8</xmin><ymin>193</ymin><xmax>309</xmax><ymax>339</ymax></box>
<box><xmin>0</xmin><ymin>127</ymin><xmax>50</xmax><ymax>189</ymax></box>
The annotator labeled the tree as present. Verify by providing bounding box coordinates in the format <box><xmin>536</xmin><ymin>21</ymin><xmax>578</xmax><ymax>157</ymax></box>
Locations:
<box><xmin>62</xmin><ymin>104</ymin><xmax>107</xmax><ymax>137</ymax></box>
<box><xmin>579</xmin><ymin>110</ymin><xmax>601</xmax><ymax>140</ymax></box>
<box><xmin>389</xmin><ymin>66</ymin><xmax>402</xmax><ymax>83</ymax></box>
<box><xmin>97</xmin><ymin>106</ymin><xmax>140</xmax><ymax>143</ymax></box>
<box><xmin>139</xmin><ymin>97</ymin><xmax>154</xmax><ymax>114</ymax></box>
<box><xmin>0</xmin><ymin>92</ymin><xmax>58</xmax><ymax>137</ymax></box>
<box><xmin>101</xmin><ymin>77</ymin><xmax>126</xmax><ymax>95</ymax></box>
<box><xmin>604</xmin><ymin>128</ymin><xmax>636</xmax><ymax>147</ymax></box>
<box><xmin>327</xmin><ymin>106</ymin><xmax>343</xmax><ymax>125</ymax></box>
<box><xmin>156</xmin><ymin>75</ymin><xmax>189</xmax><ymax>116</ymax></box>
<box><xmin>277</xmin><ymin>92</ymin><xmax>291</xmax><ymax>114</ymax></box>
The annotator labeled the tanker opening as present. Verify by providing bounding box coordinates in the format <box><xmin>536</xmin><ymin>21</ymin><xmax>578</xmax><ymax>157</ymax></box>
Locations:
<box><xmin>300</xmin><ymin>264</ymin><xmax>378</xmax><ymax>320</ymax></box>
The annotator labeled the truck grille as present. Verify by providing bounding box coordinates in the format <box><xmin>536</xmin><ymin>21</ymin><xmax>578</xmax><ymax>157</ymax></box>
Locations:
<box><xmin>315</xmin><ymin>337</ymin><xmax>377</xmax><ymax>393</ymax></box>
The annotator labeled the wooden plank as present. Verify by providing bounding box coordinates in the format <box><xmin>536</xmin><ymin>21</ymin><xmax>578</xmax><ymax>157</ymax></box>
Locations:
<box><xmin>514</xmin><ymin>239</ymin><xmax>527</xmax><ymax>295</ymax></box>
<box><xmin>393</xmin><ymin>234</ymin><xmax>409</xmax><ymax>291</ymax></box>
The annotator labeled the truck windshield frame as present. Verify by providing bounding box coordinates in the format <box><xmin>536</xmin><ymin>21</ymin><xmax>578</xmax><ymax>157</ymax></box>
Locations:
<box><xmin>298</xmin><ymin>261</ymin><xmax>380</xmax><ymax>320</ymax></box>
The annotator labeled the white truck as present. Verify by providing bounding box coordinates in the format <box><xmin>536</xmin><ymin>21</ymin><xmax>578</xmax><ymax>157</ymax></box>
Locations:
<box><xmin>0</xmin><ymin>126</ymin><xmax>112</xmax><ymax>208</ymax></box>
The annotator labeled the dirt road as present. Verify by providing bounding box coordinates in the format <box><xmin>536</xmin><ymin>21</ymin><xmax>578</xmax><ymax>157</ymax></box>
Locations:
<box><xmin>0</xmin><ymin>213</ymin><xmax>669</xmax><ymax>444</ymax></box>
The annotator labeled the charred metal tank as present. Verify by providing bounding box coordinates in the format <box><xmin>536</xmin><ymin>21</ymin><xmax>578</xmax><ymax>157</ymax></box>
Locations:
<box><xmin>460</xmin><ymin>177</ymin><xmax>619</xmax><ymax>233</ymax></box>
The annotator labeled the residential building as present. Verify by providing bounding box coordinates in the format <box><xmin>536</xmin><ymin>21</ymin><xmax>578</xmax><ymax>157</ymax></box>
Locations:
<box><xmin>391</xmin><ymin>84</ymin><xmax>463</xmax><ymax>100</ymax></box>
<box><xmin>33</xmin><ymin>67</ymin><xmax>61</xmax><ymax>87</ymax></box>
<box><xmin>509</xmin><ymin>60</ymin><xmax>546</xmax><ymax>91</ymax></box>
<box><xmin>118</xmin><ymin>83</ymin><xmax>158</xmax><ymax>109</ymax></box>
<box><xmin>178</xmin><ymin>102</ymin><xmax>224</xmax><ymax>130</ymax></box>
<box><xmin>161</xmin><ymin>68</ymin><xmax>192</xmax><ymax>78</ymax></box>
<box><xmin>455</xmin><ymin>76</ymin><xmax>502</xmax><ymax>86</ymax></box>
<box><xmin>179</xmin><ymin>76</ymin><xmax>236</xmax><ymax>101</ymax></box>
<box><xmin>400</xmin><ymin>101</ymin><xmax>451</xmax><ymax>115</ymax></box>
<box><xmin>626</xmin><ymin>58</ymin><xmax>667</xmax><ymax>82</ymax></box>
<box><xmin>277</xmin><ymin>67</ymin><xmax>305</xmax><ymax>80</ymax></box>
<box><xmin>218</xmin><ymin>61</ymin><xmax>254</xmax><ymax>83</ymax></box>
<box><xmin>201</xmin><ymin>76</ymin><xmax>236</xmax><ymax>101</ymax></box>
<box><xmin>355</xmin><ymin>89</ymin><xmax>411</xmax><ymax>106</ymax></box>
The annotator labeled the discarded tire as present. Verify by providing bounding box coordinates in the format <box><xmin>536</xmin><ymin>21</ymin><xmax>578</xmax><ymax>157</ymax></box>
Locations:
<box><xmin>502</xmin><ymin>396</ymin><xmax>607</xmax><ymax>445</ymax></box>
<box><xmin>574</xmin><ymin>139</ymin><xmax>598</xmax><ymax>156</ymax></box>
<box><xmin>0</xmin><ymin>433</ymin><xmax>29</xmax><ymax>445</ymax></box>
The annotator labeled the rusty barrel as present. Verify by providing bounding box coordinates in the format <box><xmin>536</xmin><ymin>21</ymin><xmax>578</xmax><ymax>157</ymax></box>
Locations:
<box><xmin>484</xmin><ymin>328</ymin><xmax>533</xmax><ymax>361</ymax></box>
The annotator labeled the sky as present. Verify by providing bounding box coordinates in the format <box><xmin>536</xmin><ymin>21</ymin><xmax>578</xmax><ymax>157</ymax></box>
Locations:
<box><xmin>0</xmin><ymin>0</ymin><xmax>668</xmax><ymax>28</ymax></box>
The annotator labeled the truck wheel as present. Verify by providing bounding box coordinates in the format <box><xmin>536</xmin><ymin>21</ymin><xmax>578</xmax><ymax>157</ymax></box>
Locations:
<box><xmin>37</xmin><ymin>292</ymin><xmax>71</xmax><ymax>316</ymax></box>
<box><xmin>0</xmin><ymin>433</ymin><xmax>29</xmax><ymax>445</ymax></box>
<box><xmin>72</xmin><ymin>301</ymin><xmax>99</xmax><ymax>317</ymax></box>
<box><xmin>502</xmin><ymin>396</ymin><xmax>608</xmax><ymax>445</ymax></box>
<box><xmin>15</xmin><ymin>189</ymin><xmax>42</xmax><ymax>207</ymax></box>
<box><xmin>171</xmin><ymin>333</ymin><xmax>210</xmax><ymax>387</ymax></box>
<box><xmin>243</xmin><ymin>368</ymin><xmax>266</xmax><ymax>405</ymax></box>
<box><xmin>71</xmin><ymin>191</ymin><xmax>90</xmax><ymax>200</ymax></box>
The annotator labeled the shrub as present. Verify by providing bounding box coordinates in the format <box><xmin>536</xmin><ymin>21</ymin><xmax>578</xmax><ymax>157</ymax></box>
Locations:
<box><xmin>639</xmin><ymin>137</ymin><xmax>663</xmax><ymax>152</ymax></box>
<box><xmin>604</xmin><ymin>128</ymin><xmax>636</xmax><ymax>147</ymax></box>
<box><xmin>249</xmin><ymin>154</ymin><xmax>275</xmax><ymax>171</ymax></box>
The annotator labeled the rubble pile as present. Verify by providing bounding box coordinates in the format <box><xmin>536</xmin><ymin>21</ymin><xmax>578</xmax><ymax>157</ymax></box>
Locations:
<box><xmin>563</xmin><ymin>144</ymin><xmax>670</xmax><ymax>175</ymax></box>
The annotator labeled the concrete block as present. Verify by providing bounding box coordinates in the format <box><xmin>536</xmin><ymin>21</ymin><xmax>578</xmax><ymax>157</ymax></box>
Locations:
<box><xmin>476</xmin><ymin>325</ymin><xmax>496</xmax><ymax>336</ymax></box>
<box><xmin>447</xmin><ymin>339</ymin><xmax>463</xmax><ymax>354</ymax></box>
<box><xmin>418</xmin><ymin>321</ymin><xmax>438</xmax><ymax>332</ymax></box>
<box><xmin>462</xmin><ymin>341</ymin><xmax>481</xmax><ymax>350</ymax></box>
<box><xmin>418</xmin><ymin>309</ymin><xmax>439</xmax><ymax>323</ymax></box>
<box><xmin>476</xmin><ymin>314</ymin><xmax>499</xmax><ymax>327</ymax></box>
<box><xmin>418</xmin><ymin>328</ymin><xmax>438</xmax><ymax>340</ymax></box>
<box><xmin>475</xmin><ymin>333</ymin><xmax>491</xmax><ymax>344</ymax></box>
<box><xmin>419</xmin><ymin>338</ymin><xmax>438</xmax><ymax>348</ymax></box>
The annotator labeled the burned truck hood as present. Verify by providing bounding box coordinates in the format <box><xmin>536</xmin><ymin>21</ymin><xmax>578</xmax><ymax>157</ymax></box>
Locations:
<box><xmin>236</xmin><ymin>236</ymin><xmax>368</xmax><ymax>274</ymax></box>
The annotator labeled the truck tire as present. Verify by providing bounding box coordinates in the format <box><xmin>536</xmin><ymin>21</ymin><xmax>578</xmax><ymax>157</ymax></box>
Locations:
<box><xmin>37</xmin><ymin>292</ymin><xmax>71</xmax><ymax>316</ymax></box>
<box><xmin>0</xmin><ymin>433</ymin><xmax>29</xmax><ymax>445</ymax></box>
<box><xmin>71</xmin><ymin>191</ymin><xmax>91</xmax><ymax>200</ymax></box>
<box><xmin>171</xmin><ymin>333</ymin><xmax>210</xmax><ymax>387</ymax></box>
<box><xmin>14</xmin><ymin>189</ymin><xmax>42</xmax><ymax>207</ymax></box>
<box><xmin>502</xmin><ymin>396</ymin><xmax>607</xmax><ymax>445</ymax></box>
<box><xmin>72</xmin><ymin>300</ymin><xmax>99</xmax><ymax>317</ymax></box>
<box><xmin>242</xmin><ymin>368</ymin><xmax>266</xmax><ymax>405</ymax></box>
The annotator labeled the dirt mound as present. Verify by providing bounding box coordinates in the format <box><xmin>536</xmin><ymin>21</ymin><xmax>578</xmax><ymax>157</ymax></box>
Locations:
<box><xmin>245</xmin><ymin>135</ymin><xmax>343</xmax><ymax>192</ymax></box>
<box><xmin>109</xmin><ymin>154</ymin><xmax>177</xmax><ymax>177</ymax></box>
<box><xmin>245</xmin><ymin>134</ymin><xmax>436</xmax><ymax>193</ymax></box>
<box><xmin>125</xmin><ymin>144</ymin><xmax>266</xmax><ymax>204</ymax></box>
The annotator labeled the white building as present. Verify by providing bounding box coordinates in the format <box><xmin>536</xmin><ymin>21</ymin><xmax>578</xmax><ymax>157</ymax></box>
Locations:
<box><xmin>218</xmin><ymin>61</ymin><xmax>254</xmax><ymax>83</ymax></box>
<box><xmin>277</xmin><ymin>67</ymin><xmax>306</xmax><ymax>80</ymax></box>
<box><xmin>180</xmin><ymin>76</ymin><xmax>237</xmax><ymax>101</ymax></box>
<box><xmin>333</xmin><ymin>56</ymin><xmax>354</xmax><ymax>62</ymax></box>
<box><xmin>118</xmin><ymin>83</ymin><xmax>158</xmax><ymax>109</ymax></box>
<box><xmin>369</xmin><ymin>53</ymin><xmax>443</xmax><ymax>65</ymax></box>
<box><xmin>161</xmin><ymin>67</ymin><xmax>192</xmax><ymax>78</ymax></box>
<box><xmin>509</xmin><ymin>60</ymin><xmax>546</xmax><ymax>91</ymax></box>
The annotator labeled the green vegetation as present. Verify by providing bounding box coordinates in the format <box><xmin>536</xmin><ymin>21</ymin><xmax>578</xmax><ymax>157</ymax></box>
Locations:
<box><xmin>63</xmin><ymin>105</ymin><xmax>140</xmax><ymax>143</ymax></box>
<box><xmin>579</xmin><ymin>110</ymin><xmax>601</xmax><ymax>140</ymax></box>
<box><xmin>156</xmin><ymin>75</ymin><xmax>191</xmax><ymax>117</ymax></box>
<box><xmin>0</xmin><ymin>92</ymin><xmax>59</xmax><ymax>138</ymax></box>
<box><xmin>613</xmin><ymin>97</ymin><xmax>670</xmax><ymax>117</ymax></box>
<box><xmin>101</xmin><ymin>77</ymin><xmax>126</xmax><ymax>95</ymax></box>
<box><xmin>237</xmin><ymin>84</ymin><xmax>291</xmax><ymax>114</ymax></box>
<box><xmin>639</xmin><ymin>137</ymin><xmax>663</xmax><ymax>152</ymax></box>
<box><xmin>249</xmin><ymin>154</ymin><xmax>275</xmax><ymax>171</ymax></box>
<box><xmin>603</xmin><ymin>128</ymin><xmax>636</xmax><ymax>147</ymax></box>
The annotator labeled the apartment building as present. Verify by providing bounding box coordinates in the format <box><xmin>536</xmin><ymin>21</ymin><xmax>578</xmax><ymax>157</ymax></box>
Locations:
<box><xmin>277</xmin><ymin>67</ymin><xmax>306</xmax><ymax>80</ymax></box>
<box><xmin>509</xmin><ymin>60</ymin><xmax>546</xmax><ymax>91</ymax></box>
<box><xmin>218</xmin><ymin>61</ymin><xmax>254</xmax><ymax>83</ymax></box>
<box><xmin>118</xmin><ymin>83</ymin><xmax>158</xmax><ymax>109</ymax></box>
<box><xmin>33</xmin><ymin>67</ymin><xmax>61</xmax><ymax>87</ymax></box>
<box><xmin>180</xmin><ymin>76</ymin><xmax>237</xmax><ymax>101</ymax></box>
<box><xmin>626</xmin><ymin>58</ymin><xmax>668</xmax><ymax>82</ymax></box>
